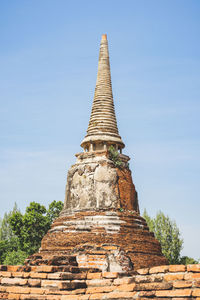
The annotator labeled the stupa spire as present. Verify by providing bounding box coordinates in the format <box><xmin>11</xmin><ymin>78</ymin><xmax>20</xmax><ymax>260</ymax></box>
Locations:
<box><xmin>81</xmin><ymin>34</ymin><xmax>124</xmax><ymax>152</ymax></box>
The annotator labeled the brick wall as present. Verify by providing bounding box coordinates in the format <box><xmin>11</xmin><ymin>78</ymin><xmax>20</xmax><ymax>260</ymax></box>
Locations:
<box><xmin>0</xmin><ymin>264</ymin><xmax>200</xmax><ymax>299</ymax></box>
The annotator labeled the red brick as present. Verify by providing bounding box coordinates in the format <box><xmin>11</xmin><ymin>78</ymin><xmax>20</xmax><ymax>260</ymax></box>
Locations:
<box><xmin>86</xmin><ymin>285</ymin><xmax>115</xmax><ymax>294</ymax></box>
<box><xmin>1</xmin><ymin>277</ymin><xmax>27</xmax><ymax>285</ymax></box>
<box><xmin>0</xmin><ymin>286</ymin><xmax>7</xmax><ymax>292</ymax></box>
<box><xmin>138</xmin><ymin>290</ymin><xmax>156</xmax><ymax>297</ymax></box>
<box><xmin>61</xmin><ymin>296</ymin><xmax>89</xmax><ymax>300</ymax></box>
<box><xmin>184</xmin><ymin>272</ymin><xmax>200</xmax><ymax>280</ymax></box>
<box><xmin>187</xmin><ymin>264</ymin><xmax>200</xmax><ymax>272</ymax></box>
<box><xmin>193</xmin><ymin>289</ymin><xmax>200</xmax><ymax>296</ymax></box>
<box><xmin>87</xmin><ymin>272</ymin><xmax>102</xmax><ymax>279</ymax></box>
<box><xmin>41</xmin><ymin>279</ymin><xmax>62</xmax><ymax>289</ymax></box>
<box><xmin>23</xmin><ymin>272</ymin><xmax>30</xmax><ymax>278</ymax></box>
<box><xmin>30</xmin><ymin>272</ymin><xmax>47</xmax><ymax>279</ymax></box>
<box><xmin>164</xmin><ymin>273</ymin><xmax>184</xmax><ymax>281</ymax></box>
<box><xmin>6</xmin><ymin>286</ymin><xmax>30</xmax><ymax>294</ymax></box>
<box><xmin>12</xmin><ymin>271</ymin><xmax>25</xmax><ymax>278</ymax></box>
<box><xmin>149</xmin><ymin>265</ymin><xmax>169</xmax><ymax>274</ymax></box>
<box><xmin>29</xmin><ymin>287</ymin><xmax>45</xmax><ymax>294</ymax></box>
<box><xmin>35</xmin><ymin>266</ymin><xmax>54</xmax><ymax>273</ymax></box>
<box><xmin>173</xmin><ymin>280</ymin><xmax>192</xmax><ymax>288</ymax></box>
<box><xmin>137</xmin><ymin>268</ymin><xmax>149</xmax><ymax>275</ymax></box>
<box><xmin>89</xmin><ymin>293</ymin><xmax>105</xmax><ymax>300</ymax></box>
<box><xmin>105</xmin><ymin>291</ymin><xmax>137</xmax><ymax>298</ymax></box>
<box><xmin>70</xmin><ymin>288</ymin><xmax>86</xmax><ymax>295</ymax></box>
<box><xmin>102</xmin><ymin>272</ymin><xmax>118</xmax><ymax>278</ymax></box>
<box><xmin>135</xmin><ymin>275</ymin><xmax>150</xmax><ymax>283</ymax></box>
<box><xmin>113</xmin><ymin>277</ymin><xmax>134</xmax><ymax>285</ymax></box>
<box><xmin>115</xmin><ymin>283</ymin><xmax>136</xmax><ymax>292</ymax></box>
<box><xmin>45</xmin><ymin>296</ymin><xmax>61</xmax><ymax>300</ymax></box>
<box><xmin>21</xmin><ymin>295</ymin><xmax>46</xmax><ymax>300</ymax></box>
<box><xmin>169</xmin><ymin>265</ymin><xmax>186</xmax><ymax>272</ymax></box>
<box><xmin>86</xmin><ymin>278</ymin><xmax>112</xmax><ymax>286</ymax></box>
<box><xmin>156</xmin><ymin>289</ymin><xmax>192</xmax><ymax>297</ymax></box>
<box><xmin>28</xmin><ymin>279</ymin><xmax>41</xmax><ymax>287</ymax></box>
<box><xmin>135</xmin><ymin>281</ymin><xmax>172</xmax><ymax>290</ymax></box>
<box><xmin>7</xmin><ymin>266</ymin><xmax>20</xmax><ymax>272</ymax></box>
<box><xmin>8</xmin><ymin>294</ymin><xmax>20</xmax><ymax>300</ymax></box>
<box><xmin>0</xmin><ymin>271</ymin><xmax>12</xmax><ymax>277</ymax></box>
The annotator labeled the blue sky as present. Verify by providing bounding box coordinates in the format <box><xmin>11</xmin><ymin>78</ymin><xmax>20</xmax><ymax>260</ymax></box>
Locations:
<box><xmin>0</xmin><ymin>0</ymin><xmax>200</xmax><ymax>259</ymax></box>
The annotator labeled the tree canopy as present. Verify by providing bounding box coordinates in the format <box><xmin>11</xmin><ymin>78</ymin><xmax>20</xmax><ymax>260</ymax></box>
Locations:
<box><xmin>143</xmin><ymin>209</ymin><xmax>197</xmax><ymax>265</ymax></box>
<box><xmin>0</xmin><ymin>200</ymin><xmax>63</xmax><ymax>265</ymax></box>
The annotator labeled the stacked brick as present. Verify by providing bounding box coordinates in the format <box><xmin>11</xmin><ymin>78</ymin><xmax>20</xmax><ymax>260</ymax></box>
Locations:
<box><xmin>1</xmin><ymin>264</ymin><xmax>200</xmax><ymax>299</ymax></box>
<box><xmin>37</xmin><ymin>211</ymin><xmax>167</xmax><ymax>270</ymax></box>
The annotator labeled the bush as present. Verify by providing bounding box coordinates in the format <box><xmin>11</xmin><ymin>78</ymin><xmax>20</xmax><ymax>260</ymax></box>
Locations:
<box><xmin>3</xmin><ymin>250</ymin><xmax>28</xmax><ymax>265</ymax></box>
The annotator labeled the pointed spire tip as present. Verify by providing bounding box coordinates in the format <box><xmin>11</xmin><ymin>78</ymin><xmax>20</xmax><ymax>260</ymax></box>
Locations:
<box><xmin>101</xmin><ymin>34</ymin><xmax>107</xmax><ymax>40</ymax></box>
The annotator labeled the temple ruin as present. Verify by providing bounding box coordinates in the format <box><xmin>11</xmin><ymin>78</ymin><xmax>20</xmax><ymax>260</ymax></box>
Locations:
<box><xmin>1</xmin><ymin>35</ymin><xmax>199</xmax><ymax>300</ymax></box>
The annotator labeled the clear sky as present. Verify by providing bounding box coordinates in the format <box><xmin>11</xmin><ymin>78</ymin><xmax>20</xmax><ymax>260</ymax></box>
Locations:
<box><xmin>0</xmin><ymin>0</ymin><xmax>200</xmax><ymax>259</ymax></box>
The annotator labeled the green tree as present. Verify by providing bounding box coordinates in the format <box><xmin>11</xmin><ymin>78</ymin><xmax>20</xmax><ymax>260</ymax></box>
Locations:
<box><xmin>143</xmin><ymin>209</ymin><xmax>183</xmax><ymax>264</ymax></box>
<box><xmin>179</xmin><ymin>256</ymin><xmax>199</xmax><ymax>265</ymax></box>
<box><xmin>9</xmin><ymin>200</ymin><xmax>63</xmax><ymax>255</ymax></box>
<box><xmin>47</xmin><ymin>200</ymin><xmax>63</xmax><ymax>224</ymax></box>
<box><xmin>0</xmin><ymin>203</ymin><xmax>19</xmax><ymax>241</ymax></box>
<box><xmin>0</xmin><ymin>204</ymin><xmax>21</xmax><ymax>264</ymax></box>
<box><xmin>3</xmin><ymin>249</ymin><xmax>27</xmax><ymax>265</ymax></box>
<box><xmin>9</xmin><ymin>202</ymin><xmax>50</xmax><ymax>255</ymax></box>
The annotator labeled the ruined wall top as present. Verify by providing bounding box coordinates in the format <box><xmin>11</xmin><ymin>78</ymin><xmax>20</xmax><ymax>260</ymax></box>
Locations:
<box><xmin>81</xmin><ymin>34</ymin><xmax>125</xmax><ymax>150</ymax></box>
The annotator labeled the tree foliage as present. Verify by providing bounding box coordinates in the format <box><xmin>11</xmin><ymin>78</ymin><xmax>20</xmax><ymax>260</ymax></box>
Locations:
<box><xmin>0</xmin><ymin>200</ymin><xmax>63</xmax><ymax>264</ymax></box>
<box><xmin>143</xmin><ymin>209</ymin><xmax>183</xmax><ymax>264</ymax></box>
<box><xmin>9</xmin><ymin>201</ymin><xmax>63</xmax><ymax>255</ymax></box>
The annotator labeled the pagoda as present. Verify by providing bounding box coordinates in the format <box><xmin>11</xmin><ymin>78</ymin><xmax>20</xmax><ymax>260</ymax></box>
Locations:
<box><xmin>28</xmin><ymin>34</ymin><xmax>168</xmax><ymax>271</ymax></box>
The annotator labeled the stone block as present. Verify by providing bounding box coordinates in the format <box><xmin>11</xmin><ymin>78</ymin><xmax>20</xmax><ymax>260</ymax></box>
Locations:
<box><xmin>21</xmin><ymin>295</ymin><xmax>46</xmax><ymax>300</ymax></box>
<box><xmin>113</xmin><ymin>277</ymin><xmax>134</xmax><ymax>285</ymax></box>
<box><xmin>173</xmin><ymin>280</ymin><xmax>192</xmax><ymax>288</ymax></box>
<box><xmin>87</xmin><ymin>272</ymin><xmax>102</xmax><ymax>279</ymax></box>
<box><xmin>35</xmin><ymin>265</ymin><xmax>56</xmax><ymax>273</ymax></box>
<box><xmin>86</xmin><ymin>285</ymin><xmax>115</xmax><ymax>294</ymax></box>
<box><xmin>164</xmin><ymin>273</ymin><xmax>184</xmax><ymax>281</ymax></box>
<box><xmin>169</xmin><ymin>265</ymin><xmax>186</xmax><ymax>272</ymax></box>
<box><xmin>102</xmin><ymin>272</ymin><xmax>118</xmax><ymax>278</ymax></box>
<box><xmin>11</xmin><ymin>271</ymin><xmax>25</xmax><ymax>278</ymax></box>
<box><xmin>137</xmin><ymin>268</ymin><xmax>149</xmax><ymax>275</ymax></box>
<box><xmin>187</xmin><ymin>264</ymin><xmax>200</xmax><ymax>272</ymax></box>
<box><xmin>115</xmin><ymin>283</ymin><xmax>136</xmax><ymax>292</ymax></box>
<box><xmin>86</xmin><ymin>278</ymin><xmax>112</xmax><ymax>286</ymax></box>
<box><xmin>1</xmin><ymin>277</ymin><xmax>27</xmax><ymax>285</ymax></box>
<box><xmin>135</xmin><ymin>281</ymin><xmax>172</xmax><ymax>291</ymax></box>
<box><xmin>7</xmin><ymin>266</ymin><xmax>20</xmax><ymax>272</ymax></box>
<box><xmin>138</xmin><ymin>290</ymin><xmax>156</xmax><ymax>297</ymax></box>
<box><xmin>184</xmin><ymin>272</ymin><xmax>200</xmax><ymax>280</ymax></box>
<box><xmin>156</xmin><ymin>288</ymin><xmax>192</xmax><ymax>297</ymax></box>
<box><xmin>6</xmin><ymin>286</ymin><xmax>30</xmax><ymax>294</ymax></box>
<box><xmin>28</xmin><ymin>279</ymin><xmax>41</xmax><ymax>287</ymax></box>
<box><xmin>149</xmin><ymin>265</ymin><xmax>169</xmax><ymax>274</ymax></box>
<box><xmin>105</xmin><ymin>291</ymin><xmax>137</xmax><ymax>298</ymax></box>
<box><xmin>30</xmin><ymin>272</ymin><xmax>47</xmax><ymax>279</ymax></box>
<box><xmin>0</xmin><ymin>271</ymin><xmax>12</xmax><ymax>277</ymax></box>
<box><xmin>8</xmin><ymin>294</ymin><xmax>20</xmax><ymax>300</ymax></box>
<box><xmin>193</xmin><ymin>289</ymin><xmax>200</xmax><ymax>296</ymax></box>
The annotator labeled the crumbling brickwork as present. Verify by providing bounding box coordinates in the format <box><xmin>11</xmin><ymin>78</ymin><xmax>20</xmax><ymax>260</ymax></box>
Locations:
<box><xmin>1</xmin><ymin>263</ymin><xmax>200</xmax><ymax>299</ymax></box>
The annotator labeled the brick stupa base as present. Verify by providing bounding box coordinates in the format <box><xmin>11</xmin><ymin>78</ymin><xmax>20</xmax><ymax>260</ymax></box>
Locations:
<box><xmin>28</xmin><ymin>210</ymin><xmax>167</xmax><ymax>272</ymax></box>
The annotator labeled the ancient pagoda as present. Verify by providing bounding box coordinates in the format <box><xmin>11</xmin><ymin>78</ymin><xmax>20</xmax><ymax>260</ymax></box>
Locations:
<box><xmin>28</xmin><ymin>34</ymin><xmax>168</xmax><ymax>271</ymax></box>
